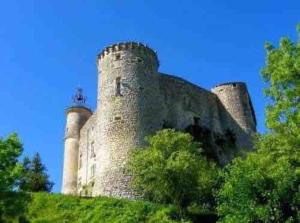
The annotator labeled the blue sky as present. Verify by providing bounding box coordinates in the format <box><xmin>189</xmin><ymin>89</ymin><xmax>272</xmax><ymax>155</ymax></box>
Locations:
<box><xmin>0</xmin><ymin>0</ymin><xmax>299</xmax><ymax>192</ymax></box>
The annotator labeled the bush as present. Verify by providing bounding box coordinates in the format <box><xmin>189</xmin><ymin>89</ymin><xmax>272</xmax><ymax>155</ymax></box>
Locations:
<box><xmin>127</xmin><ymin>129</ymin><xmax>220</xmax><ymax>216</ymax></box>
<box><xmin>11</xmin><ymin>192</ymin><xmax>189</xmax><ymax>223</ymax></box>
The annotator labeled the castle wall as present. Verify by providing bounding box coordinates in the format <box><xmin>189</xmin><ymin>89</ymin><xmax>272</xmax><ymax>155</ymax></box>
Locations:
<box><xmin>158</xmin><ymin>73</ymin><xmax>239</xmax><ymax>163</ymax></box>
<box><xmin>94</xmin><ymin>42</ymin><xmax>164</xmax><ymax>198</ymax></box>
<box><xmin>77</xmin><ymin>113</ymin><xmax>96</xmax><ymax>196</ymax></box>
<box><xmin>159</xmin><ymin>73</ymin><xmax>222</xmax><ymax>132</ymax></box>
<box><xmin>157</xmin><ymin>75</ymin><xmax>256</xmax><ymax>164</ymax></box>
<box><xmin>66</xmin><ymin>42</ymin><xmax>257</xmax><ymax>197</ymax></box>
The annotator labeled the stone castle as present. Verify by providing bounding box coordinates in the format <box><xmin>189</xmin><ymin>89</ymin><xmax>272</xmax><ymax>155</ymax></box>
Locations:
<box><xmin>62</xmin><ymin>42</ymin><xmax>256</xmax><ymax>197</ymax></box>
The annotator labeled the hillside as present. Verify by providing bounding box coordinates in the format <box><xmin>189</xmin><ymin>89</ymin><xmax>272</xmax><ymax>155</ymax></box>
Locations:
<box><xmin>2</xmin><ymin>192</ymin><xmax>189</xmax><ymax>223</ymax></box>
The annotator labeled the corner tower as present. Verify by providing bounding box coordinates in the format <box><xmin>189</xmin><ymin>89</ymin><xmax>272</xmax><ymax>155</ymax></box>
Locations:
<box><xmin>62</xmin><ymin>88</ymin><xmax>92</xmax><ymax>194</ymax></box>
<box><xmin>212</xmin><ymin>82</ymin><xmax>256</xmax><ymax>149</ymax></box>
<box><xmin>95</xmin><ymin>42</ymin><xmax>163</xmax><ymax>198</ymax></box>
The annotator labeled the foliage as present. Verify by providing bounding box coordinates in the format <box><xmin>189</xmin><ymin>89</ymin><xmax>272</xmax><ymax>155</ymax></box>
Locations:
<box><xmin>127</xmin><ymin>129</ymin><xmax>220</xmax><ymax>216</ymax></box>
<box><xmin>19</xmin><ymin>153</ymin><xmax>54</xmax><ymax>192</ymax></box>
<box><xmin>217</xmin><ymin>134</ymin><xmax>299</xmax><ymax>222</ymax></box>
<box><xmin>217</xmin><ymin>25</ymin><xmax>300</xmax><ymax>222</ymax></box>
<box><xmin>0</xmin><ymin>133</ymin><xmax>23</xmax><ymax>192</ymax></box>
<box><xmin>0</xmin><ymin>192</ymin><xmax>31</xmax><ymax>223</ymax></box>
<box><xmin>0</xmin><ymin>134</ymin><xmax>25</xmax><ymax>222</ymax></box>
<box><xmin>4</xmin><ymin>192</ymin><xmax>189</xmax><ymax>223</ymax></box>
<box><xmin>261</xmin><ymin>28</ymin><xmax>300</xmax><ymax>136</ymax></box>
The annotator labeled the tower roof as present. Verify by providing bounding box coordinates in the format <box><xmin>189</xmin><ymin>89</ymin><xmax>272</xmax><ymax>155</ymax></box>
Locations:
<box><xmin>66</xmin><ymin>88</ymin><xmax>92</xmax><ymax>113</ymax></box>
<box><xmin>73</xmin><ymin>88</ymin><xmax>86</xmax><ymax>105</ymax></box>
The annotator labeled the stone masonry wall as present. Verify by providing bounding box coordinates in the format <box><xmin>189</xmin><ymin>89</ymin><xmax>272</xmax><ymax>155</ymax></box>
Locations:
<box><xmin>62</xmin><ymin>107</ymin><xmax>92</xmax><ymax>194</ymax></box>
<box><xmin>158</xmin><ymin>74</ymin><xmax>255</xmax><ymax>164</ymax></box>
<box><xmin>212</xmin><ymin>83</ymin><xmax>256</xmax><ymax>150</ymax></box>
<box><xmin>77</xmin><ymin>112</ymin><xmax>96</xmax><ymax>196</ymax></box>
<box><xmin>94</xmin><ymin>42</ymin><xmax>164</xmax><ymax>198</ymax></box>
<box><xmin>159</xmin><ymin>73</ymin><xmax>222</xmax><ymax>132</ymax></box>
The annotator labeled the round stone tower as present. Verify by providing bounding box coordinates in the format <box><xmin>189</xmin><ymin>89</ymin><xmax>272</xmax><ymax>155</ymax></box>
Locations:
<box><xmin>94</xmin><ymin>42</ymin><xmax>163</xmax><ymax>198</ymax></box>
<box><xmin>211</xmin><ymin>82</ymin><xmax>256</xmax><ymax>149</ymax></box>
<box><xmin>62</xmin><ymin>89</ymin><xmax>92</xmax><ymax>195</ymax></box>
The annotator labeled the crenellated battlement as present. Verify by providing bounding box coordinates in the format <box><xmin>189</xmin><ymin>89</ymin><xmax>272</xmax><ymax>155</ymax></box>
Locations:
<box><xmin>97</xmin><ymin>41</ymin><xmax>159</xmax><ymax>66</ymax></box>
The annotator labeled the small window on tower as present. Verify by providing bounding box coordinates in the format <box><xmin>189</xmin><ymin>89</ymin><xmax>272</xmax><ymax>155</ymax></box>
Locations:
<box><xmin>90</xmin><ymin>164</ymin><xmax>96</xmax><ymax>178</ymax></box>
<box><xmin>115</xmin><ymin>53</ymin><xmax>121</xmax><ymax>60</ymax></box>
<box><xmin>193</xmin><ymin>117</ymin><xmax>200</xmax><ymax>126</ymax></box>
<box><xmin>79</xmin><ymin>153</ymin><xmax>82</xmax><ymax>169</ymax></box>
<box><xmin>90</xmin><ymin>142</ymin><xmax>95</xmax><ymax>158</ymax></box>
<box><xmin>78</xmin><ymin>177</ymin><xmax>81</xmax><ymax>188</ymax></box>
<box><xmin>114</xmin><ymin>116</ymin><xmax>121</xmax><ymax>121</ymax></box>
<box><xmin>115</xmin><ymin>77</ymin><xmax>121</xmax><ymax>96</ymax></box>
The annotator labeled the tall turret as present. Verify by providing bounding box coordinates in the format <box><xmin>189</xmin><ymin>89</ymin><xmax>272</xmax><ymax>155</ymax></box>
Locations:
<box><xmin>211</xmin><ymin>82</ymin><xmax>256</xmax><ymax>149</ymax></box>
<box><xmin>62</xmin><ymin>88</ymin><xmax>92</xmax><ymax>194</ymax></box>
<box><xmin>94</xmin><ymin>42</ymin><xmax>163</xmax><ymax>198</ymax></box>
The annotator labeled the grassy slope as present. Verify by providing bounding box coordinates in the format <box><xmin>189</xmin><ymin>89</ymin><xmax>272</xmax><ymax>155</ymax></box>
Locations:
<box><xmin>5</xmin><ymin>193</ymin><xmax>189</xmax><ymax>223</ymax></box>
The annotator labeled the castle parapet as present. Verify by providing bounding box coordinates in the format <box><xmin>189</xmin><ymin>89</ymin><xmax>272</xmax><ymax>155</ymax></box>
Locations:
<box><xmin>97</xmin><ymin>42</ymin><xmax>159</xmax><ymax>69</ymax></box>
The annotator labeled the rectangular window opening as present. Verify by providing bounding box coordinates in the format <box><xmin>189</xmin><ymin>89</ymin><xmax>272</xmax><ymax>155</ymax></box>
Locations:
<box><xmin>114</xmin><ymin>116</ymin><xmax>121</xmax><ymax>121</ymax></box>
<box><xmin>90</xmin><ymin>164</ymin><xmax>96</xmax><ymax>178</ymax></box>
<box><xmin>78</xmin><ymin>177</ymin><xmax>82</xmax><ymax>188</ymax></box>
<box><xmin>115</xmin><ymin>77</ymin><xmax>121</xmax><ymax>96</ymax></box>
<box><xmin>115</xmin><ymin>53</ymin><xmax>121</xmax><ymax>60</ymax></box>
<box><xmin>79</xmin><ymin>153</ymin><xmax>82</xmax><ymax>169</ymax></box>
<box><xmin>193</xmin><ymin>117</ymin><xmax>200</xmax><ymax>126</ymax></box>
<box><xmin>90</xmin><ymin>142</ymin><xmax>95</xmax><ymax>158</ymax></box>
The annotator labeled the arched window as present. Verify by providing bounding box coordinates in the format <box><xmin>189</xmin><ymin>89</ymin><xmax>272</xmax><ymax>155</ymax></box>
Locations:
<box><xmin>115</xmin><ymin>77</ymin><xmax>121</xmax><ymax>96</ymax></box>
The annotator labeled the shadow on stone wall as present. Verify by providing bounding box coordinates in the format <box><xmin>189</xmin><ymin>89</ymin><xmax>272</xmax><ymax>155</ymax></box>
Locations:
<box><xmin>159</xmin><ymin>73</ymin><xmax>255</xmax><ymax>165</ymax></box>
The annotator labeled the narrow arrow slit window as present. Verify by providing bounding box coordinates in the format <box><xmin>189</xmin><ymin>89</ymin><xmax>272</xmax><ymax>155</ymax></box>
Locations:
<box><xmin>116</xmin><ymin>77</ymin><xmax>121</xmax><ymax>96</ymax></box>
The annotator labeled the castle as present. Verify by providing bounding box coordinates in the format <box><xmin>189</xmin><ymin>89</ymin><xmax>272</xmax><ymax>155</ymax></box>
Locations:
<box><xmin>62</xmin><ymin>42</ymin><xmax>256</xmax><ymax>198</ymax></box>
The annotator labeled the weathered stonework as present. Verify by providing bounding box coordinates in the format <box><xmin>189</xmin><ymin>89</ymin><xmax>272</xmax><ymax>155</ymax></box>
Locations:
<box><xmin>61</xmin><ymin>42</ymin><xmax>256</xmax><ymax>198</ymax></box>
<box><xmin>62</xmin><ymin>106</ymin><xmax>92</xmax><ymax>194</ymax></box>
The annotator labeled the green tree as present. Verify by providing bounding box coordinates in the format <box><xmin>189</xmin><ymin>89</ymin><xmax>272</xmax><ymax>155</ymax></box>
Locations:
<box><xmin>127</xmin><ymin>129</ymin><xmax>219</xmax><ymax>216</ymax></box>
<box><xmin>217</xmin><ymin>25</ymin><xmax>300</xmax><ymax>222</ymax></box>
<box><xmin>19</xmin><ymin>153</ymin><xmax>54</xmax><ymax>192</ymax></box>
<box><xmin>261</xmin><ymin>25</ymin><xmax>300</xmax><ymax>136</ymax></box>
<box><xmin>217</xmin><ymin>135</ymin><xmax>299</xmax><ymax>222</ymax></box>
<box><xmin>0</xmin><ymin>133</ymin><xmax>29</xmax><ymax>221</ymax></box>
<box><xmin>0</xmin><ymin>133</ymin><xmax>23</xmax><ymax>192</ymax></box>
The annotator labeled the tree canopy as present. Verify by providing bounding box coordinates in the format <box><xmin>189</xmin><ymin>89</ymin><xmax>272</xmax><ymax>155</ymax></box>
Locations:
<box><xmin>19</xmin><ymin>152</ymin><xmax>54</xmax><ymax>192</ymax></box>
<box><xmin>261</xmin><ymin>25</ymin><xmax>300</xmax><ymax>136</ymax></box>
<box><xmin>0</xmin><ymin>133</ymin><xmax>23</xmax><ymax>192</ymax></box>
<box><xmin>128</xmin><ymin>129</ymin><xmax>219</xmax><ymax>217</ymax></box>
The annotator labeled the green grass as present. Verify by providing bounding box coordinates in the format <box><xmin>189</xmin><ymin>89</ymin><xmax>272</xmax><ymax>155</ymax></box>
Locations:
<box><xmin>1</xmin><ymin>192</ymin><xmax>189</xmax><ymax>223</ymax></box>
